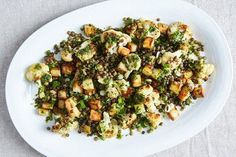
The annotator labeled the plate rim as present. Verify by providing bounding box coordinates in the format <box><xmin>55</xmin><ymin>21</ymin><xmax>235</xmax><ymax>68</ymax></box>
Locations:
<box><xmin>5</xmin><ymin>0</ymin><xmax>233</xmax><ymax>156</ymax></box>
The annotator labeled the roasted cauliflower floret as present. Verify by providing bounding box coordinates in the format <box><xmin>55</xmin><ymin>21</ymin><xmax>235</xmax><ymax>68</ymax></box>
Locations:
<box><xmin>114</xmin><ymin>79</ymin><xmax>130</xmax><ymax>94</ymax></box>
<box><xmin>98</xmin><ymin>112</ymin><xmax>118</xmax><ymax>138</ymax></box>
<box><xmin>146</xmin><ymin>113</ymin><xmax>162</xmax><ymax>128</ymax></box>
<box><xmin>26</xmin><ymin>63</ymin><xmax>50</xmax><ymax>81</ymax></box>
<box><xmin>198</xmin><ymin>64</ymin><xmax>214</xmax><ymax>80</ymax></box>
<box><xmin>117</xmin><ymin>53</ymin><xmax>141</xmax><ymax>78</ymax></box>
<box><xmin>167</xmin><ymin>108</ymin><xmax>180</xmax><ymax>121</ymax></box>
<box><xmin>136</xmin><ymin>19</ymin><xmax>160</xmax><ymax>39</ymax></box>
<box><xmin>75</xmin><ymin>40</ymin><xmax>96</xmax><ymax>61</ymax></box>
<box><xmin>144</xmin><ymin>91</ymin><xmax>160</xmax><ymax>113</ymax></box>
<box><xmin>101</xmin><ymin>29</ymin><xmax>131</xmax><ymax>54</ymax></box>
<box><xmin>134</xmin><ymin>104</ymin><xmax>146</xmax><ymax>114</ymax></box>
<box><xmin>121</xmin><ymin>113</ymin><xmax>137</xmax><ymax>129</ymax></box>
<box><xmin>61</xmin><ymin>51</ymin><xmax>73</xmax><ymax>62</ymax></box>
<box><xmin>52</xmin><ymin>117</ymin><xmax>78</xmax><ymax>136</ymax></box>
<box><xmin>168</xmin><ymin>22</ymin><xmax>192</xmax><ymax>43</ymax></box>
<box><xmin>160</xmin><ymin>50</ymin><xmax>182</xmax><ymax>70</ymax></box>
<box><xmin>138</xmin><ymin>85</ymin><xmax>153</xmax><ymax>96</ymax></box>
<box><xmin>106</xmin><ymin>87</ymin><xmax>119</xmax><ymax>99</ymax></box>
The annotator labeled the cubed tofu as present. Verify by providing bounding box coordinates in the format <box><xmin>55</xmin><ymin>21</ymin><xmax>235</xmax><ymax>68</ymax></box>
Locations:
<box><xmin>151</xmin><ymin>68</ymin><xmax>162</xmax><ymax>80</ymax></box>
<box><xmin>156</xmin><ymin>23</ymin><xmax>169</xmax><ymax>34</ymax></box>
<box><xmin>58</xmin><ymin>100</ymin><xmax>65</xmax><ymax>109</ymax></box>
<box><xmin>83</xmin><ymin>24</ymin><xmax>96</xmax><ymax>37</ymax></box>
<box><xmin>143</xmin><ymin>37</ymin><xmax>154</xmax><ymax>49</ymax></box>
<box><xmin>117</xmin><ymin>62</ymin><xmax>128</xmax><ymax>73</ymax></box>
<box><xmin>82</xmin><ymin>78</ymin><xmax>95</xmax><ymax>95</ymax></box>
<box><xmin>65</xmin><ymin>97</ymin><xmax>80</xmax><ymax>118</ymax></box>
<box><xmin>192</xmin><ymin>86</ymin><xmax>204</xmax><ymax>98</ymax></box>
<box><xmin>131</xmin><ymin>74</ymin><xmax>142</xmax><ymax>87</ymax></box>
<box><xmin>61</xmin><ymin>51</ymin><xmax>73</xmax><ymax>62</ymax></box>
<box><xmin>184</xmin><ymin>70</ymin><xmax>193</xmax><ymax>79</ymax></box>
<box><xmin>58</xmin><ymin>90</ymin><xmax>67</xmax><ymax>99</ymax></box>
<box><xmin>72</xmin><ymin>81</ymin><xmax>83</xmax><ymax>93</ymax></box>
<box><xmin>127</xmin><ymin>42</ymin><xmax>137</xmax><ymax>52</ymax></box>
<box><xmin>80</xmin><ymin>124</ymin><xmax>92</xmax><ymax>134</ymax></box>
<box><xmin>167</xmin><ymin>108</ymin><xmax>179</xmax><ymax>121</ymax></box>
<box><xmin>89</xmin><ymin>99</ymin><xmax>102</xmax><ymax>110</ymax></box>
<box><xmin>90</xmin><ymin>109</ymin><xmax>102</xmax><ymax>121</ymax></box>
<box><xmin>42</xmin><ymin>102</ymin><xmax>53</xmax><ymax>110</ymax></box>
<box><xmin>38</xmin><ymin>108</ymin><xmax>49</xmax><ymax>116</ymax></box>
<box><xmin>142</xmin><ymin>65</ymin><xmax>153</xmax><ymax>76</ymax></box>
<box><xmin>147</xmin><ymin>113</ymin><xmax>162</xmax><ymax>128</ymax></box>
<box><xmin>118</xmin><ymin>46</ymin><xmax>130</xmax><ymax>56</ymax></box>
<box><xmin>178</xmin><ymin>86</ymin><xmax>190</xmax><ymax>101</ymax></box>
<box><xmin>61</xmin><ymin>63</ymin><xmax>73</xmax><ymax>75</ymax></box>
<box><xmin>50</xmin><ymin>67</ymin><xmax>61</xmax><ymax>77</ymax></box>
<box><xmin>170</xmin><ymin>81</ymin><xmax>182</xmax><ymax>95</ymax></box>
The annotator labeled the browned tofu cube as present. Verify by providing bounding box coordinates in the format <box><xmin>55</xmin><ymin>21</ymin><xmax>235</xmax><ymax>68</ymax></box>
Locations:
<box><xmin>127</xmin><ymin>42</ymin><xmax>137</xmax><ymax>52</ymax></box>
<box><xmin>72</xmin><ymin>81</ymin><xmax>83</xmax><ymax>93</ymax></box>
<box><xmin>143</xmin><ymin>37</ymin><xmax>154</xmax><ymax>49</ymax></box>
<box><xmin>168</xmin><ymin>108</ymin><xmax>179</xmax><ymax>121</ymax></box>
<box><xmin>142</xmin><ymin>65</ymin><xmax>153</xmax><ymax>76</ymax></box>
<box><xmin>50</xmin><ymin>67</ymin><xmax>61</xmax><ymax>77</ymax></box>
<box><xmin>170</xmin><ymin>81</ymin><xmax>182</xmax><ymax>95</ymax></box>
<box><xmin>58</xmin><ymin>99</ymin><xmax>65</xmax><ymax>109</ymax></box>
<box><xmin>61</xmin><ymin>63</ymin><xmax>74</xmax><ymax>75</ymax></box>
<box><xmin>147</xmin><ymin>113</ymin><xmax>162</xmax><ymax>128</ymax></box>
<box><xmin>42</xmin><ymin>102</ymin><xmax>53</xmax><ymax>110</ymax></box>
<box><xmin>89</xmin><ymin>99</ymin><xmax>102</xmax><ymax>110</ymax></box>
<box><xmin>178</xmin><ymin>86</ymin><xmax>190</xmax><ymax>101</ymax></box>
<box><xmin>192</xmin><ymin>86</ymin><xmax>204</xmax><ymax>98</ymax></box>
<box><xmin>90</xmin><ymin>110</ymin><xmax>102</xmax><ymax>121</ymax></box>
<box><xmin>58</xmin><ymin>90</ymin><xmax>67</xmax><ymax>99</ymax></box>
<box><xmin>184</xmin><ymin>70</ymin><xmax>193</xmax><ymax>79</ymax></box>
<box><xmin>65</xmin><ymin>97</ymin><xmax>80</xmax><ymax>118</ymax></box>
<box><xmin>156</xmin><ymin>23</ymin><xmax>168</xmax><ymax>34</ymax></box>
<box><xmin>83</xmin><ymin>24</ymin><xmax>96</xmax><ymax>37</ymax></box>
<box><xmin>118</xmin><ymin>46</ymin><xmax>130</xmax><ymax>56</ymax></box>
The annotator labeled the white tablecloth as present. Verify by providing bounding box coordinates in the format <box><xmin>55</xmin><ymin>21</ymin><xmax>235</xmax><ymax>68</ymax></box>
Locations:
<box><xmin>0</xmin><ymin>0</ymin><xmax>235</xmax><ymax>156</ymax></box>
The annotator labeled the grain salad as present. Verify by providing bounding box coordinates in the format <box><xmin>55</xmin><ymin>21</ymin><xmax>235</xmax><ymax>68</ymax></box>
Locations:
<box><xmin>25</xmin><ymin>18</ymin><xmax>214</xmax><ymax>140</ymax></box>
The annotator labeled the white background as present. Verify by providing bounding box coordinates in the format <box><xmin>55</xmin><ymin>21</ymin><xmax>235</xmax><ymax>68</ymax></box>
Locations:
<box><xmin>0</xmin><ymin>0</ymin><xmax>235</xmax><ymax>157</ymax></box>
